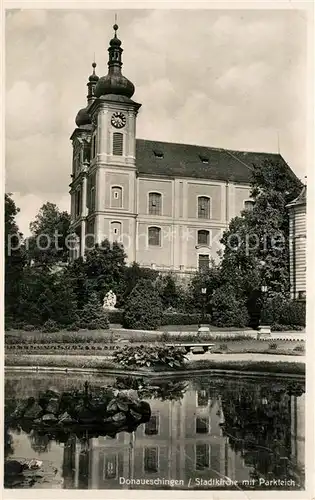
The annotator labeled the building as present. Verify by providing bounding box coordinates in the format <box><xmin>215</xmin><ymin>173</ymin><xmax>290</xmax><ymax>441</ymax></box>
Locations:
<box><xmin>69</xmin><ymin>24</ymin><xmax>296</xmax><ymax>275</ymax></box>
<box><xmin>287</xmin><ymin>186</ymin><xmax>307</xmax><ymax>300</ymax></box>
<box><xmin>61</xmin><ymin>386</ymin><xmax>305</xmax><ymax>489</ymax></box>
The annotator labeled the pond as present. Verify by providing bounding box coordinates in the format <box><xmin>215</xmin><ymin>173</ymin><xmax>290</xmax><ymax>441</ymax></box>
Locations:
<box><xmin>4</xmin><ymin>371</ymin><xmax>305</xmax><ymax>490</ymax></box>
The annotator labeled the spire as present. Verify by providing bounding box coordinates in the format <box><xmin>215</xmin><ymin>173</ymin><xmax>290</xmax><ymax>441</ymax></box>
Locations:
<box><xmin>94</xmin><ymin>23</ymin><xmax>135</xmax><ymax>99</ymax></box>
<box><xmin>87</xmin><ymin>61</ymin><xmax>99</xmax><ymax>103</ymax></box>
<box><xmin>108</xmin><ymin>23</ymin><xmax>123</xmax><ymax>73</ymax></box>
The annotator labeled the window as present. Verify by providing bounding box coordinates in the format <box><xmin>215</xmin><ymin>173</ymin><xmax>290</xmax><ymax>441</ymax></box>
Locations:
<box><xmin>111</xmin><ymin>186</ymin><xmax>123</xmax><ymax>208</ymax></box>
<box><xmin>148</xmin><ymin>227</ymin><xmax>161</xmax><ymax>246</ymax></box>
<box><xmin>244</xmin><ymin>200</ymin><xmax>254</xmax><ymax>211</ymax></box>
<box><xmin>90</xmin><ymin>186</ymin><xmax>95</xmax><ymax>212</ymax></box>
<box><xmin>197</xmin><ymin>390</ymin><xmax>209</xmax><ymax>407</ymax></box>
<box><xmin>144</xmin><ymin>447</ymin><xmax>158</xmax><ymax>473</ymax></box>
<box><xmin>197</xmin><ymin>230</ymin><xmax>210</xmax><ymax>246</ymax></box>
<box><xmin>91</xmin><ymin>134</ymin><xmax>96</xmax><ymax>159</ymax></box>
<box><xmin>195</xmin><ymin>444</ymin><xmax>210</xmax><ymax>470</ymax></box>
<box><xmin>113</xmin><ymin>132</ymin><xmax>123</xmax><ymax>156</ymax></box>
<box><xmin>198</xmin><ymin>254</ymin><xmax>209</xmax><ymax>272</ymax></box>
<box><xmin>103</xmin><ymin>454</ymin><xmax>117</xmax><ymax>480</ymax></box>
<box><xmin>75</xmin><ymin>189</ymin><xmax>81</xmax><ymax>217</ymax></box>
<box><xmin>153</xmin><ymin>150</ymin><xmax>164</xmax><ymax>159</ymax></box>
<box><xmin>198</xmin><ymin>196</ymin><xmax>210</xmax><ymax>219</ymax></box>
<box><xmin>145</xmin><ymin>415</ymin><xmax>159</xmax><ymax>436</ymax></box>
<box><xmin>111</xmin><ymin>222</ymin><xmax>121</xmax><ymax>241</ymax></box>
<box><xmin>149</xmin><ymin>192</ymin><xmax>162</xmax><ymax>215</ymax></box>
<box><xmin>199</xmin><ymin>154</ymin><xmax>209</xmax><ymax>164</ymax></box>
<box><xmin>196</xmin><ymin>416</ymin><xmax>209</xmax><ymax>434</ymax></box>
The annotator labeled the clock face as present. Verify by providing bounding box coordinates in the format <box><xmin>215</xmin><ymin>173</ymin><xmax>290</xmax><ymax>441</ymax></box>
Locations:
<box><xmin>111</xmin><ymin>112</ymin><xmax>126</xmax><ymax>129</ymax></box>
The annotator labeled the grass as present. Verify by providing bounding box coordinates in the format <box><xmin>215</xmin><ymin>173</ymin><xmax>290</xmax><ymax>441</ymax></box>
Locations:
<box><xmin>186</xmin><ymin>359</ymin><xmax>305</xmax><ymax>375</ymax></box>
<box><xmin>5</xmin><ymin>353</ymin><xmax>305</xmax><ymax>375</ymax></box>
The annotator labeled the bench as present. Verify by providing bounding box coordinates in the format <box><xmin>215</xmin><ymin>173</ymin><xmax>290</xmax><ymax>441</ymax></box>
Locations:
<box><xmin>166</xmin><ymin>343</ymin><xmax>215</xmax><ymax>354</ymax></box>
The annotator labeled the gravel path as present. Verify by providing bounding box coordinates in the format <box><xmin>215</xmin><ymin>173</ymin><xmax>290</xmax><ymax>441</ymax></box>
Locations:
<box><xmin>186</xmin><ymin>352</ymin><xmax>305</xmax><ymax>363</ymax></box>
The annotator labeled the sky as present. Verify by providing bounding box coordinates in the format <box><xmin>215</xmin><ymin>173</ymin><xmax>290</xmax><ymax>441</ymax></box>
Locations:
<box><xmin>5</xmin><ymin>7</ymin><xmax>309</xmax><ymax>236</ymax></box>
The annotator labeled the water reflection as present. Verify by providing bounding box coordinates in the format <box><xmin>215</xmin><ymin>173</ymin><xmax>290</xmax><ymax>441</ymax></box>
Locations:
<box><xmin>4</xmin><ymin>373</ymin><xmax>305</xmax><ymax>490</ymax></box>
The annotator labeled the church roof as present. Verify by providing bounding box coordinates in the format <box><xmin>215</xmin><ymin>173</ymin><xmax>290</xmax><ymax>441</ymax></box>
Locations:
<box><xmin>136</xmin><ymin>139</ymin><xmax>295</xmax><ymax>184</ymax></box>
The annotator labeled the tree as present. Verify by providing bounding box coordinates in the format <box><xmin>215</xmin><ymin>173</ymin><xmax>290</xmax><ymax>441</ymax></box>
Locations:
<box><xmin>220</xmin><ymin>158</ymin><xmax>303</xmax><ymax>326</ymax></box>
<box><xmin>26</xmin><ymin>202</ymin><xmax>71</xmax><ymax>264</ymax></box>
<box><xmin>156</xmin><ymin>272</ymin><xmax>185</xmax><ymax>311</ymax></box>
<box><xmin>122</xmin><ymin>279</ymin><xmax>163</xmax><ymax>330</ymax></box>
<box><xmin>185</xmin><ymin>262</ymin><xmax>222</xmax><ymax>315</ymax></box>
<box><xmin>77</xmin><ymin>292</ymin><xmax>109</xmax><ymax>330</ymax></box>
<box><xmin>84</xmin><ymin>240</ymin><xmax>127</xmax><ymax>303</ymax></box>
<box><xmin>5</xmin><ymin>194</ymin><xmax>26</xmax><ymax>317</ymax></box>
<box><xmin>118</xmin><ymin>262</ymin><xmax>158</xmax><ymax>307</ymax></box>
<box><xmin>211</xmin><ymin>284</ymin><xmax>249</xmax><ymax>327</ymax></box>
<box><xmin>17</xmin><ymin>266</ymin><xmax>78</xmax><ymax>326</ymax></box>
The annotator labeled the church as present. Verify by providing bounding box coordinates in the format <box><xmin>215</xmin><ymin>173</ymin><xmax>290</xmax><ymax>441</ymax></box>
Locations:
<box><xmin>69</xmin><ymin>24</ymin><xmax>296</xmax><ymax>276</ymax></box>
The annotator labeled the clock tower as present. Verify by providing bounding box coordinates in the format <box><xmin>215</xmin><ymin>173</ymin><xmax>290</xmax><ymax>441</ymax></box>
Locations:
<box><xmin>84</xmin><ymin>24</ymin><xmax>141</xmax><ymax>261</ymax></box>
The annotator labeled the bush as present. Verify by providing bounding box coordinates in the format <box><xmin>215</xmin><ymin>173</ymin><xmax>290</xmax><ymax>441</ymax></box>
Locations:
<box><xmin>23</xmin><ymin>324</ymin><xmax>37</xmax><ymax>332</ymax></box>
<box><xmin>65</xmin><ymin>323</ymin><xmax>80</xmax><ymax>332</ymax></box>
<box><xmin>211</xmin><ymin>285</ymin><xmax>249</xmax><ymax>328</ymax></box>
<box><xmin>271</xmin><ymin>324</ymin><xmax>304</xmax><ymax>332</ymax></box>
<box><xmin>77</xmin><ymin>293</ymin><xmax>109</xmax><ymax>330</ymax></box>
<box><xmin>262</xmin><ymin>296</ymin><xmax>306</xmax><ymax>327</ymax></box>
<box><xmin>42</xmin><ymin>319</ymin><xmax>59</xmax><ymax>333</ymax></box>
<box><xmin>279</xmin><ymin>301</ymin><xmax>306</xmax><ymax>327</ymax></box>
<box><xmin>160</xmin><ymin>312</ymin><xmax>211</xmax><ymax>326</ymax></box>
<box><xmin>108</xmin><ymin>310</ymin><xmax>123</xmax><ymax>324</ymax></box>
<box><xmin>113</xmin><ymin>345</ymin><xmax>187</xmax><ymax>369</ymax></box>
<box><xmin>122</xmin><ymin>279</ymin><xmax>163</xmax><ymax>330</ymax></box>
<box><xmin>268</xmin><ymin>342</ymin><xmax>278</xmax><ymax>350</ymax></box>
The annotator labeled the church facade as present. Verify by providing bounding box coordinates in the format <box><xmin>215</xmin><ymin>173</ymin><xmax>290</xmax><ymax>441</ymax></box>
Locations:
<box><xmin>69</xmin><ymin>25</ymin><xmax>295</xmax><ymax>275</ymax></box>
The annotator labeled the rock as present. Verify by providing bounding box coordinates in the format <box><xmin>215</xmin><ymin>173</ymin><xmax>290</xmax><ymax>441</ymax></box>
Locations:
<box><xmin>4</xmin><ymin>460</ymin><xmax>27</xmax><ymax>475</ymax></box>
<box><xmin>129</xmin><ymin>409</ymin><xmax>142</xmax><ymax>422</ymax></box>
<box><xmin>112</xmin><ymin>412</ymin><xmax>126</xmax><ymax>424</ymax></box>
<box><xmin>58</xmin><ymin>412</ymin><xmax>74</xmax><ymax>425</ymax></box>
<box><xmin>11</xmin><ymin>400</ymin><xmax>29</xmax><ymax>419</ymax></box>
<box><xmin>45</xmin><ymin>398</ymin><xmax>59</xmax><ymax>415</ymax></box>
<box><xmin>116</xmin><ymin>399</ymin><xmax>129</xmax><ymax>412</ymax></box>
<box><xmin>107</xmin><ymin>399</ymin><xmax>118</xmax><ymax>413</ymax></box>
<box><xmin>42</xmin><ymin>413</ymin><xmax>58</xmax><ymax>423</ymax></box>
<box><xmin>24</xmin><ymin>402</ymin><xmax>43</xmax><ymax>420</ymax></box>
<box><xmin>119</xmin><ymin>389</ymin><xmax>139</xmax><ymax>403</ymax></box>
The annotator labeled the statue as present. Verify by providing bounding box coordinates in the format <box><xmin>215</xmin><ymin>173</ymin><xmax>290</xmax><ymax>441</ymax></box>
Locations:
<box><xmin>103</xmin><ymin>290</ymin><xmax>117</xmax><ymax>310</ymax></box>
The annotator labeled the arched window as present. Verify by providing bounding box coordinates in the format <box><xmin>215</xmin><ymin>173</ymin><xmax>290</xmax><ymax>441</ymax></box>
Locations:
<box><xmin>197</xmin><ymin>230</ymin><xmax>210</xmax><ymax>246</ymax></box>
<box><xmin>244</xmin><ymin>199</ymin><xmax>255</xmax><ymax>211</ymax></box>
<box><xmin>111</xmin><ymin>221</ymin><xmax>122</xmax><ymax>242</ymax></box>
<box><xmin>75</xmin><ymin>188</ymin><xmax>82</xmax><ymax>217</ymax></box>
<box><xmin>198</xmin><ymin>196</ymin><xmax>210</xmax><ymax>219</ymax></box>
<box><xmin>112</xmin><ymin>132</ymin><xmax>123</xmax><ymax>156</ymax></box>
<box><xmin>148</xmin><ymin>227</ymin><xmax>161</xmax><ymax>246</ymax></box>
<box><xmin>149</xmin><ymin>192</ymin><xmax>162</xmax><ymax>215</ymax></box>
<box><xmin>111</xmin><ymin>186</ymin><xmax>123</xmax><ymax>208</ymax></box>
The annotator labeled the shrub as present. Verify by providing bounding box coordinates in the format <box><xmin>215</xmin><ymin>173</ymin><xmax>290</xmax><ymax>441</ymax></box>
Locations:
<box><xmin>293</xmin><ymin>345</ymin><xmax>305</xmax><ymax>353</ymax></box>
<box><xmin>42</xmin><ymin>319</ymin><xmax>59</xmax><ymax>333</ymax></box>
<box><xmin>268</xmin><ymin>342</ymin><xmax>278</xmax><ymax>350</ymax></box>
<box><xmin>219</xmin><ymin>343</ymin><xmax>228</xmax><ymax>351</ymax></box>
<box><xmin>122</xmin><ymin>279</ymin><xmax>163</xmax><ymax>330</ymax></box>
<box><xmin>161</xmin><ymin>312</ymin><xmax>211</xmax><ymax>326</ymax></box>
<box><xmin>108</xmin><ymin>310</ymin><xmax>123</xmax><ymax>325</ymax></box>
<box><xmin>211</xmin><ymin>285</ymin><xmax>249</xmax><ymax>328</ymax></box>
<box><xmin>77</xmin><ymin>293</ymin><xmax>109</xmax><ymax>330</ymax></box>
<box><xmin>65</xmin><ymin>323</ymin><xmax>80</xmax><ymax>332</ymax></box>
<box><xmin>262</xmin><ymin>296</ymin><xmax>306</xmax><ymax>327</ymax></box>
<box><xmin>23</xmin><ymin>324</ymin><xmax>37</xmax><ymax>332</ymax></box>
<box><xmin>279</xmin><ymin>301</ymin><xmax>306</xmax><ymax>327</ymax></box>
<box><xmin>113</xmin><ymin>345</ymin><xmax>187</xmax><ymax>370</ymax></box>
<box><xmin>271</xmin><ymin>324</ymin><xmax>304</xmax><ymax>332</ymax></box>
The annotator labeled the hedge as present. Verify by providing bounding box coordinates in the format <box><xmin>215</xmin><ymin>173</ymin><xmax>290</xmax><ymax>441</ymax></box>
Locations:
<box><xmin>108</xmin><ymin>310</ymin><xmax>211</xmax><ymax>327</ymax></box>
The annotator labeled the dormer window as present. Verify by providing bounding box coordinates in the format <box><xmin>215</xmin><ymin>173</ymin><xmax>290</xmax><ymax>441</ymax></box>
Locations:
<box><xmin>199</xmin><ymin>155</ymin><xmax>209</xmax><ymax>164</ymax></box>
<box><xmin>154</xmin><ymin>150</ymin><xmax>164</xmax><ymax>159</ymax></box>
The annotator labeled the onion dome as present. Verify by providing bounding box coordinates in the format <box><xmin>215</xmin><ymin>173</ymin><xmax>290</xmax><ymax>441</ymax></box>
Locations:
<box><xmin>94</xmin><ymin>24</ymin><xmax>135</xmax><ymax>99</ymax></box>
<box><xmin>75</xmin><ymin>107</ymin><xmax>91</xmax><ymax>127</ymax></box>
<box><xmin>75</xmin><ymin>62</ymin><xmax>99</xmax><ymax>127</ymax></box>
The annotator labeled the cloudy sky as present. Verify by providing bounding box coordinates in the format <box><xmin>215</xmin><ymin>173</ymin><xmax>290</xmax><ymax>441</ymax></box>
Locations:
<box><xmin>5</xmin><ymin>7</ymin><xmax>309</xmax><ymax>236</ymax></box>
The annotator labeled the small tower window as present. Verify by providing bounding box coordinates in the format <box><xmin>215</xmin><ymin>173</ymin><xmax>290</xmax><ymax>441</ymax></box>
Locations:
<box><xmin>149</xmin><ymin>192</ymin><xmax>162</xmax><ymax>215</ymax></box>
<box><xmin>111</xmin><ymin>186</ymin><xmax>123</xmax><ymax>208</ymax></box>
<box><xmin>148</xmin><ymin>227</ymin><xmax>161</xmax><ymax>246</ymax></box>
<box><xmin>113</xmin><ymin>133</ymin><xmax>123</xmax><ymax>156</ymax></box>
<box><xmin>198</xmin><ymin>196</ymin><xmax>210</xmax><ymax>219</ymax></box>
<box><xmin>111</xmin><ymin>221</ymin><xmax>122</xmax><ymax>242</ymax></box>
<box><xmin>197</xmin><ymin>230</ymin><xmax>210</xmax><ymax>246</ymax></box>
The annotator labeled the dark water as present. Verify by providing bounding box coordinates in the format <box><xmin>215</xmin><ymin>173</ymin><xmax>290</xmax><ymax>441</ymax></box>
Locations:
<box><xmin>4</xmin><ymin>372</ymin><xmax>305</xmax><ymax>490</ymax></box>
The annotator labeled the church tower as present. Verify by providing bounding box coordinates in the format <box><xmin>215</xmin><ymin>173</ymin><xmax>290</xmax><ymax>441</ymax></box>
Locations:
<box><xmin>86</xmin><ymin>24</ymin><xmax>141</xmax><ymax>261</ymax></box>
<box><xmin>69</xmin><ymin>24</ymin><xmax>141</xmax><ymax>261</ymax></box>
